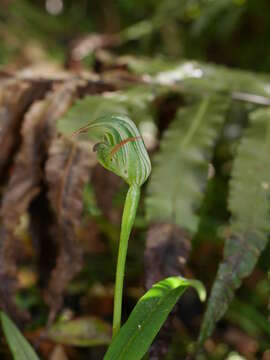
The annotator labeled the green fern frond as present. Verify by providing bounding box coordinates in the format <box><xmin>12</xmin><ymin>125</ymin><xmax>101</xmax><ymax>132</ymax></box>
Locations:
<box><xmin>199</xmin><ymin>107</ymin><xmax>270</xmax><ymax>344</ymax></box>
<box><xmin>155</xmin><ymin>62</ymin><xmax>270</xmax><ymax>98</ymax></box>
<box><xmin>146</xmin><ymin>95</ymin><xmax>229</xmax><ymax>233</ymax></box>
<box><xmin>125</xmin><ymin>57</ymin><xmax>270</xmax><ymax>99</ymax></box>
<box><xmin>57</xmin><ymin>85</ymin><xmax>164</xmax><ymax>136</ymax></box>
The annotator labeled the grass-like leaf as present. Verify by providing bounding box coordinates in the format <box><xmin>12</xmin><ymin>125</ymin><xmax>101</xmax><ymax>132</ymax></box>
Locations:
<box><xmin>0</xmin><ymin>311</ymin><xmax>40</xmax><ymax>360</ymax></box>
<box><xmin>104</xmin><ymin>276</ymin><xmax>205</xmax><ymax>360</ymax></box>
<box><xmin>146</xmin><ymin>95</ymin><xmax>229</xmax><ymax>233</ymax></box>
<box><xmin>199</xmin><ymin>107</ymin><xmax>270</xmax><ymax>344</ymax></box>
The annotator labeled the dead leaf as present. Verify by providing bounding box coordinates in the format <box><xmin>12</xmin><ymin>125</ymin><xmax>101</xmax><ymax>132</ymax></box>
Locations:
<box><xmin>45</xmin><ymin>137</ymin><xmax>96</xmax><ymax>322</ymax></box>
<box><xmin>0</xmin><ymin>79</ymin><xmax>49</xmax><ymax>178</ymax></box>
<box><xmin>67</xmin><ymin>33</ymin><xmax>121</xmax><ymax>71</ymax></box>
<box><xmin>144</xmin><ymin>223</ymin><xmax>191</xmax><ymax>289</ymax></box>
<box><xmin>50</xmin><ymin>345</ymin><xmax>69</xmax><ymax>360</ymax></box>
<box><xmin>0</xmin><ymin>82</ymin><xmax>77</xmax><ymax>322</ymax></box>
<box><xmin>29</xmin><ymin>191</ymin><xmax>59</xmax><ymax>288</ymax></box>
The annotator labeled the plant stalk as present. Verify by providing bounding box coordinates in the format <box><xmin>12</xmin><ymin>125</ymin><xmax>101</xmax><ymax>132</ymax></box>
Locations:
<box><xmin>112</xmin><ymin>185</ymin><xmax>141</xmax><ymax>338</ymax></box>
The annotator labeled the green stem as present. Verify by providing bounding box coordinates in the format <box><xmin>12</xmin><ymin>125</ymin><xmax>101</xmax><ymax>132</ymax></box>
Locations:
<box><xmin>112</xmin><ymin>185</ymin><xmax>141</xmax><ymax>338</ymax></box>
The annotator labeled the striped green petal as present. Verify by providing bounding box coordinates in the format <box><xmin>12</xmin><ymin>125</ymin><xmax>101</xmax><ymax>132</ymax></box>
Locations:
<box><xmin>85</xmin><ymin>115</ymin><xmax>151</xmax><ymax>187</ymax></box>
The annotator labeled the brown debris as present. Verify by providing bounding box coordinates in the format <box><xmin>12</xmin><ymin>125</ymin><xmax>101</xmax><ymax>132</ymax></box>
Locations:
<box><xmin>0</xmin><ymin>79</ymin><xmax>49</xmax><ymax>179</ymax></box>
<box><xmin>67</xmin><ymin>34</ymin><xmax>121</xmax><ymax>71</ymax></box>
<box><xmin>92</xmin><ymin>164</ymin><xmax>123</xmax><ymax>225</ymax></box>
<box><xmin>144</xmin><ymin>223</ymin><xmax>191</xmax><ymax>360</ymax></box>
<box><xmin>29</xmin><ymin>191</ymin><xmax>58</xmax><ymax>289</ymax></box>
<box><xmin>223</xmin><ymin>327</ymin><xmax>258</xmax><ymax>358</ymax></box>
<box><xmin>0</xmin><ymin>82</ymin><xmax>77</xmax><ymax>322</ymax></box>
<box><xmin>50</xmin><ymin>345</ymin><xmax>69</xmax><ymax>360</ymax></box>
<box><xmin>77</xmin><ymin>219</ymin><xmax>105</xmax><ymax>254</ymax></box>
<box><xmin>45</xmin><ymin>137</ymin><xmax>96</xmax><ymax>322</ymax></box>
<box><xmin>144</xmin><ymin>223</ymin><xmax>191</xmax><ymax>289</ymax></box>
<box><xmin>263</xmin><ymin>350</ymin><xmax>270</xmax><ymax>360</ymax></box>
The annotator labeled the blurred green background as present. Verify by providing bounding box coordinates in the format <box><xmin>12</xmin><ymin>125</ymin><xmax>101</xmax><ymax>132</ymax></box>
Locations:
<box><xmin>1</xmin><ymin>0</ymin><xmax>270</xmax><ymax>72</ymax></box>
<box><xmin>1</xmin><ymin>2</ymin><xmax>270</xmax><ymax>360</ymax></box>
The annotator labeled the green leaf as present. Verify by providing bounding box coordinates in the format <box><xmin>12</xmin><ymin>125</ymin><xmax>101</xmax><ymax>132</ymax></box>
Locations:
<box><xmin>104</xmin><ymin>276</ymin><xmax>206</xmax><ymax>360</ymax></box>
<box><xmin>125</xmin><ymin>56</ymin><xmax>179</xmax><ymax>76</ymax></box>
<box><xmin>57</xmin><ymin>85</ymin><xmax>163</xmax><ymax>136</ymax></box>
<box><xmin>0</xmin><ymin>311</ymin><xmax>40</xmax><ymax>360</ymax></box>
<box><xmin>146</xmin><ymin>95</ymin><xmax>229</xmax><ymax>233</ymax></box>
<box><xmin>125</xmin><ymin>57</ymin><xmax>270</xmax><ymax>100</ymax></box>
<box><xmin>179</xmin><ymin>62</ymin><xmax>270</xmax><ymax>98</ymax></box>
<box><xmin>46</xmin><ymin>316</ymin><xmax>111</xmax><ymax>347</ymax></box>
<box><xmin>199</xmin><ymin>107</ymin><xmax>270</xmax><ymax>344</ymax></box>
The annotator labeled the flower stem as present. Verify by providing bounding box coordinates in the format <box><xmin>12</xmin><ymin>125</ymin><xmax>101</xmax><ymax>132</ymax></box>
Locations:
<box><xmin>112</xmin><ymin>185</ymin><xmax>141</xmax><ymax>338</ymax></box>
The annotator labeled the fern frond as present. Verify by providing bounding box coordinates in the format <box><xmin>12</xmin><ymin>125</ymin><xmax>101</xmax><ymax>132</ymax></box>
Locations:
<box><xmin>146</xmin><ymin>95</ymin><xmax>229</xmax><ymax>233</ymax></box>
<box><xmin>57</xmin><ymin>85</ymin><xmax>164</xmax><ymax>136</ymax></box>
<box><xmin>199</xmin><ymin>107</ymin><xmax>270</xmax><ymax>344</ymax></box>
<box><xmin>125</xmin><ymin>57</ymin><xmax>270</xmax><ymax>99</ymax></box>
<box><xmin>155</xmin><ymin>61</ymin><xmax>270</xmax><ymax>99</ymax></box>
